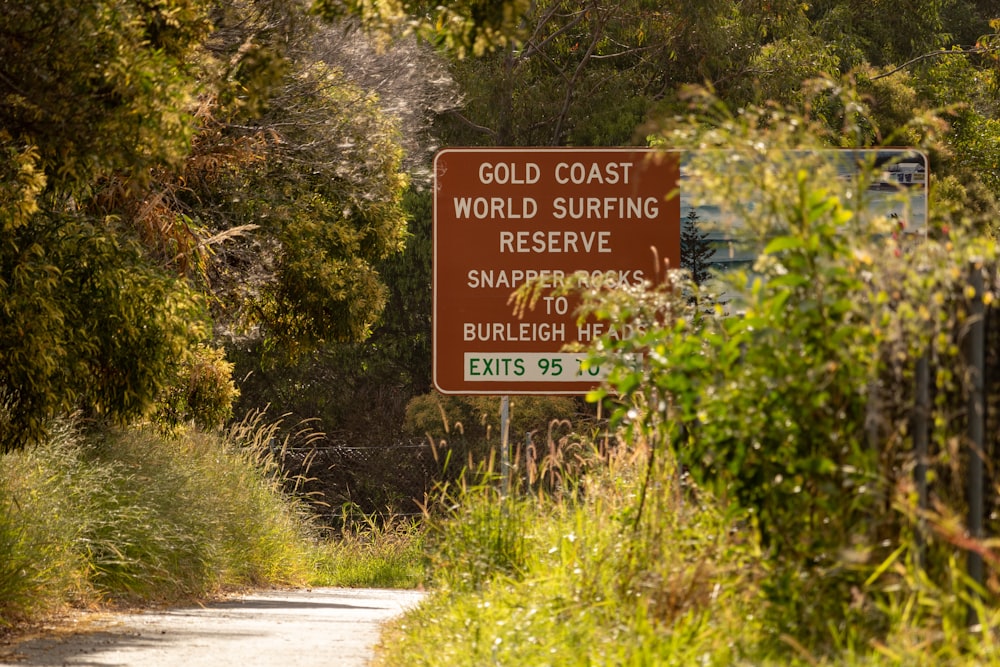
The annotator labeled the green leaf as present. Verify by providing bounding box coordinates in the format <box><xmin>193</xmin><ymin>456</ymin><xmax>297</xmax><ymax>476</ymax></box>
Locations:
<box><xmin>763</xmin><ymin>235</ymin><xmax>806</xmax><ymax>254</ymax></box>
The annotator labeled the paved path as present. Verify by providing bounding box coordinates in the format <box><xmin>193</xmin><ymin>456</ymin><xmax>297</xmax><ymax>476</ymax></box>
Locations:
<box><xmin>0</xmin><ymin>588</ymin><xmax>424</xmax><ymax>666</ymax></box>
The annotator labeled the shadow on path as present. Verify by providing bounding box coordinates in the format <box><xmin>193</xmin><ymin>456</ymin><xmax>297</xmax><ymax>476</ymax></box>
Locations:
<box><xmin>0</xmin><ymin>588</ymin><xmax>425</xmax><ymax>667</ymax></box>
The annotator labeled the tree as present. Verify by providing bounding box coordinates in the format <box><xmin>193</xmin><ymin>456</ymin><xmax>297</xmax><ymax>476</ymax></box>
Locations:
<box><xmin>219</xmin><ymin>23</ymin><xmax>455</xmax><ymax>436</ymax></box>
<box><xmin>680</xmin><ymin>208</ymin><xmax>713</xmax><ymax>287</ymax></box>
<box><xmin>438</xmin><ymin>0</ymin><xmax>689</xmax><ymax>146</ymax></box>
<box><xmin>228</xmin><ymin>186</ymin><xmax>433</xmax><ymax>439</ymax></box>
<box><xmin>198</xmin><ymin>66</ymin><xmax>408</xmax><ymax>353</ymax></box>
<box><xmin>807</xmin><ymin>0</ymin><xmax>988</xmax><ymax>68</ymax></box>
<box><xmin>81</xmin><ymin>2</ymin><xmax>416</xmax><ymax>358</ymax></box>
<box><xmin>429</xmin><ymin>0</ymin><xmax>826</xmax><ymax>148</ymax></box>
<box><xmin>0</xmin><ymin>0</ymin><xmax>213</xmax><ymax>450</ymax></box>
<box><xmin>0</xmin><ymin>0</ymin><xmax>414</xmax><ymax>449</ymax></box>
<box><xmin>0</xmin><ymin>0</ymin><xmax>213</xmax><ymax>194</ymax></box>
<box><xmin>311</xmin><ymin>23</ymin><xmax>460</xmax><ymax>184</ymax></box>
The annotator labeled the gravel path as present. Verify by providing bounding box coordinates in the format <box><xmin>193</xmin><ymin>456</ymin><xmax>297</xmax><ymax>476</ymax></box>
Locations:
<box><xmin>0</xmin><ymin>588</ymin><xmax>424</xmax><ymax>667</ymax></box>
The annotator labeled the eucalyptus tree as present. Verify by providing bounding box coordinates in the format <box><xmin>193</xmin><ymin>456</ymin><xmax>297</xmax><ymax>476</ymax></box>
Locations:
<box><xmin>807</xmin><ymin>0</ymin><xmax>992</xmax><ymax>69</ymax></box>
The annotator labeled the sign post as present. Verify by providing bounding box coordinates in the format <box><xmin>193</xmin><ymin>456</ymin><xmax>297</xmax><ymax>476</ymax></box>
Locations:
<box><xmin>433</xmin><ymin>148</ymin><xmax>681</xmax><ymax>396</ymax></box>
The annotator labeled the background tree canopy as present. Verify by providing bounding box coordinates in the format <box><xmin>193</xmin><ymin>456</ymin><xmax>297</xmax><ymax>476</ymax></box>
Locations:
<box><xmin>0</xmin><ymin>0</ymin><xmax>998</xmax><ymax>456</ymax></box>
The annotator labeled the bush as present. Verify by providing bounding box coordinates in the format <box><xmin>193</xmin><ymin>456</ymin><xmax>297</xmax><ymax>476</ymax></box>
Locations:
<box><xmin>578</xmin><ymin>84</ymin><xmax>1000</xmax><ymax>653</ymax></box>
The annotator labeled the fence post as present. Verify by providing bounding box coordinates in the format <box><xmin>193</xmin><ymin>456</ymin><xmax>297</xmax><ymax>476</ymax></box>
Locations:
<box><xmin>967</xmin><ymin>263</ymin><xmax>986</xmax><ymax>627</ymax></box>
<box><xmin>914</xmin><ymin>351</ymin><xmax>930</xmax><ymax>571</ymax></box>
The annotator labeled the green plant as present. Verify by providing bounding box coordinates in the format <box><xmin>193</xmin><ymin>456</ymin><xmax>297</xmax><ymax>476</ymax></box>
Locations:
<box><xmin>680</xmin><ymin>207</ymin><xmax>714</xmax><ymax>287</ymax></box>
<box><xmin>424</xmin><ymin>476</ymin><xmax>532</xmax><ymax>592</ymax></box>
<box><xmin>580</xmin><ymin>80</ymin><xmax>1000</xmax><ymax>653</ymax></box>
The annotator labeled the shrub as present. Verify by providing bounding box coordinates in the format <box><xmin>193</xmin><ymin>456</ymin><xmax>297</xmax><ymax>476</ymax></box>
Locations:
<box><xmin>577</xmin><ymin>82</ymin><xmax>1000</xmax><ymax>653</ymax></box>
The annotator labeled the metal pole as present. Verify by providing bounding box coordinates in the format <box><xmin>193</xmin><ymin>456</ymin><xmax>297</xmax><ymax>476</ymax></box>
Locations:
<box><xmin>967</xmin><ymin>264</ymin><xmax>985</xmax><ymax>627</ymax></box>
<box><xmin>500</xmin><ymin>395</ymin><xmax>511</xmax><ymax>497</ymax></box>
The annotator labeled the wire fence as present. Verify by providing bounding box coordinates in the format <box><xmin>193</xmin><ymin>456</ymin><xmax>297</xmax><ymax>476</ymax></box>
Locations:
<box><xmin>275</xmin><ymin>436</ymin><xmax>445</xmax><ymax>525</ymax></box>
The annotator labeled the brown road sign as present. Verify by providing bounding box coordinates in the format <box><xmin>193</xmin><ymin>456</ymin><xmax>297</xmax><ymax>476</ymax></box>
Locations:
<box><xmin>433</xmin><ymin>147</ymin><xmax>680</xmax><ymax>394</ymax></box>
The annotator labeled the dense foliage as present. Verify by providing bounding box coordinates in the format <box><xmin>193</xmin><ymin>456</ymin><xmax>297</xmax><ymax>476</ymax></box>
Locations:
<box><xmin>560</xmin><ymin>85</ymin><xmax>1000</xmax><ymax>653</ymax></box>
<box><xmin>1</xmin><ymin>0</ymin><xmax>996</xmax><ymax>450</ymax></box>
<box><xmin>0</xmin><ymin>0</ymin><xmax>418</xmax><ymax>449</ymax></box>
<box><xmin>380</xmin><ymin>84</ymin><xmax>1000</xmax><ymax>664</ymax></box>
<box><xmin>3</xmin><ymin>1</ymin><xmax>1000</xmax><ymax>656</ymax></box>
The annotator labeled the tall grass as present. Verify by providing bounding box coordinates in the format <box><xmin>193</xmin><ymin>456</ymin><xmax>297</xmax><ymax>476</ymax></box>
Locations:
<box><xmin>311</xmin><ymin>508</ymin><xmax>426</xmax><ymax>589</ymax></box>
<box><xmin>377</xmin><ymin>431</ymin><xmax>1000</xmax><ymax>665</ymax></box>
<box><xmin>0</xmin><ymin>415</ymin><xmax>322</xmax><ymax>624</ymax></box>
<box><xmin>377</xmin><ymin>439</ymin><xmax>764</xmax><ymax>666</ymax></box>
